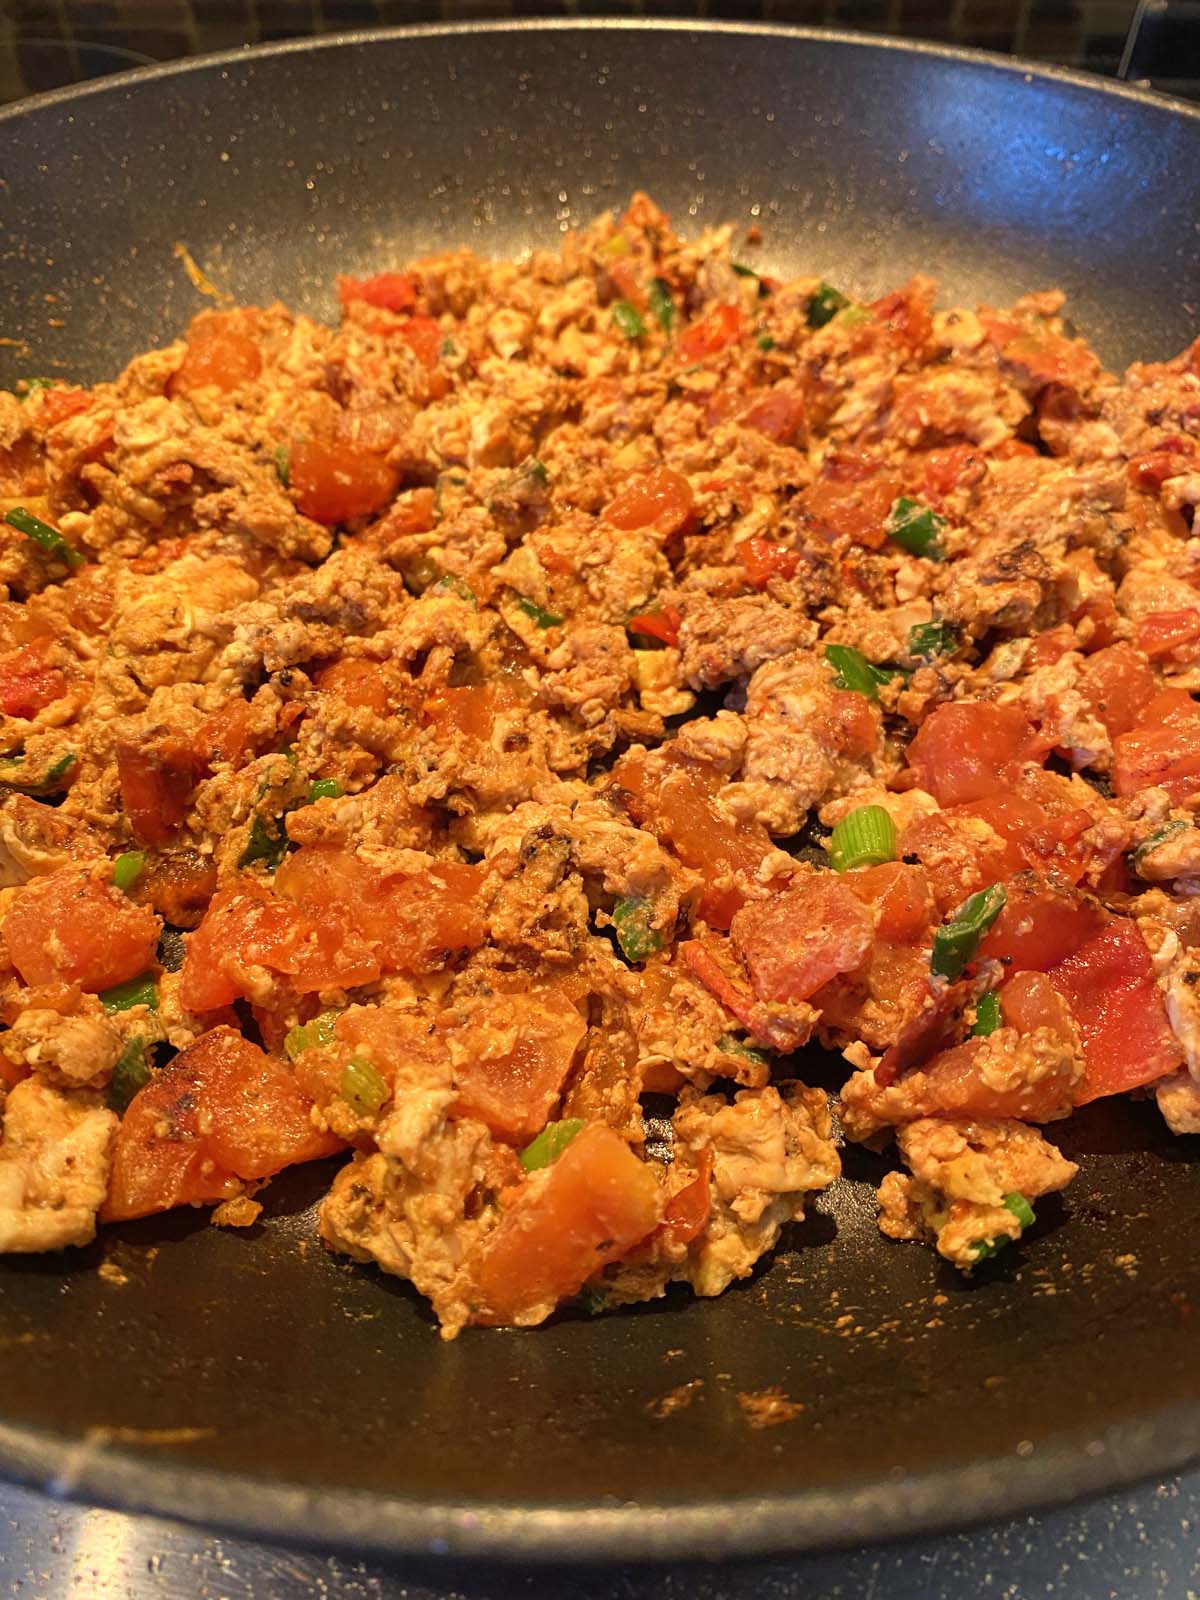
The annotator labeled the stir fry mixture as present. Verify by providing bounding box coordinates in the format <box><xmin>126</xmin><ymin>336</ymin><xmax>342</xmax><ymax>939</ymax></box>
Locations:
<box><xmin>0</xmin><ymin>194</ymin><xmax>1197</xmax><ymax>1337</ymax></box>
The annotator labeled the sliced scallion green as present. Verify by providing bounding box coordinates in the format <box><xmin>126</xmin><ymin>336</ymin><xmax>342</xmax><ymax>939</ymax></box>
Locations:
<box><xmin>273</xmin><ymin>445</ymin><xmax>291</xmax><ymax>487</ymax></box>
<box><xmin>612</xmin><ymin>300</ymin><xmax>646</xmax><ymax>341</ymax></box>
<box><xmin>284</xmin><ymin>1010</ymin><xmax>340</xmax><ymax>1062</ymax></box>
<box><xmin>908</xmin><ymin>620</ymin><xmax>959</xmax><ymax>659</ymax></box>
<box><xmin>307</xmin><ymin>778</ymin><xmax>343</xmax><ymax>803</ymax></box>
<box><xmin>238</xmin><ymin>813</ymin><xmax>289</xmax><ymax>871</ymax></box>
<box><xmin>1002</xmin><ymin>1192</ymin><xmax>1035</xmax><ymax>1229</ymax></box>
<box><xmin>341</xmin><ymin>1055</ymin><xmax>389</xmax><ymax>1116</ymax></box>
<box><xmin>806</xmin><ymin>283</ymin><xmax>849</xmax><ymax>329</ymax></box>
<box><xmin>718</xmin><ymin>1034</ymin><xmax>770</xmax><ymax>1068</ymax></box>
<box><xmin>829</xmin><ymin>805</ymin><xmax>897</xmax><ymax>872</ymax></box>
<box><xmin>1131</xmin><ymin>819</ymin><xmax>1189</xmax><ymax>873</ymax></box>
<box><xmin>886</xmin><ymin>497</ymin><xmax>946</xmax><ymax>561</ymax></box>
<box><xmin>4</xmin><ymin>506</ymin><xmax>84</xmax><ymax>568</ymax></box>
<box><xmin>100</xmin><ymin>972</ymin><xmax>158</xmax><ymax>1015</ymax></box>
<box><xmin>931</xmin><ymin>884</ymin><xmax>1007</xmax><ymax>981</ymax></box>
<box><xmin>756</xmin><ymin>332</ymin><xmax>776</xmax><ymax>351</ymax></box>
<box><xmin>108</xmin><ymin>1038</ymin><xmax>151</xmax><ymax>1113</ymax></box>
<box><xmin>520</xmin><ymin>1118</ymin><xmax>585</xmax><ymax>1172</ymax></box>
<box><xmin>515</xmin><ymin>595</ymin><xmax>565</xmax><ymax>629</ymax></box>
<box><xmin>430</xmin><ymin>573</ymin><xmax>478</xmax><ymax>606</ymax></box>
<box><xmin>17</xmin><ymin>377</ymin><xmax>55</xmax><ymax>401</ymax></box>
<box><xmin>971</xmin><ymin>990</ymin><xmax>1002</xmax><ymax>1037</ymax></box>
<box><xmin>112</xmin><ymin>850</ymin><xmax>148</xmax><ymax>892</ymax></box>
<box><xmin>612</xmin><ymin>897</ymin><xmax>663</xmax><ymax>964</ymax></box>
<box><xmin>825</xmin><ymin>643</ymin><xmax>890</xmax><ymax>702</ymax></box>
<box><xmin>648</xmin><ymin>279</ymin><xmax>675</xmax><ymax>332</ymax></box>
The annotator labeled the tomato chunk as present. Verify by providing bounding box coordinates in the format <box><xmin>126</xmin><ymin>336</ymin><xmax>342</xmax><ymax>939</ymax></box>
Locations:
<box><xmin>731</xmin><ymin>876</ymin><xmax>873</xmax><ymax>1003</ymax></box>
<box><xmin>1113</xmin><ymin>689</ymin><xmax>1200</xmax><ymax>802</ymax></box>
<box><xmin>116</xmin><ymin>736</ymin><xmax>202</xmax><ymax>847</ymax></box>
<box><xmin>845</xmin><ymin>861</ymin><xmax>932</xmax><ymax>944</ymax></box>
<box><xmin>398</xmin><ymin>316</ymin><xmax>442</xmax><ymax>369</ymax></box>
<box><xmin>102</xmin><ymin>1027</ymin><xmax>342</xmax><ymax>1223</ymax></box>
<box><xmin>1046</xmin><ymin>920</ymin><xmax>1182</xmax><ymax>1102</ymax></box>
<box><xmin>603</xmin><ymin>466</ymin><xmax>695</xmax><ymax>541</ymax></box>
<box><xmin>171</xmin><ymin>312</ymin><xmax>262</xmax><ymax>395</ymax></box>
<box><xmin>657</xmin><ymin>1146</ymin><xmax>714</xmax><ymax>1251</ymax></box>
<box><xmin>1134</xmin><ymin>609</ymin><xmax>1200</xmax><ymax>661</ymax></box>
<box><xmin>1077</xmin><ymin>642</ymin><xmax>1156</xmax><ymax>736</ymax></box>
<box><xmin>677</xmin><ymin>303</ymin><xmax>744</xmax><ymax>362</ymax></box>
<box><xmin>289</xmin><ymin>438</ymin><xmax>399</xmax><ymax>525</ymax></box>
<box><xmin>469</xmin><ymin>1123</ymin><xmax>661</xmax><ymax>1324</ymax></box>
<box><xmin>627</xmin><ymin>605</ymin><xmax>682</xmax><ymax>647</ymax></box>
<box><xmin>336</xmin><ymin>272</ymin><xmax>417</xmax><ymax>313</ymax></box>
<box><xmin>314</xmin><ymin>657</ymin><xmax>391</xmax><ymax>715</ymax></box>
<box><xmin>451</xmin><ymin>989</ymin><xmax>587</xmax><ymax>1145</ymax></box>
<box><xmin>979</xmin><ymin>878</ymin><xmax>1104</xmax><ymax>973</ymax></box>
<box><xmin>999</xmin><ymin>969</ymin><xmax>1074</xmax><ymax>1038</ymax></box>
<box><xmin>4</xmin><ymin>868</ymin><xmax>160</xmax><ymax>992</ymax></box>
<box><xmin>740</xmin><ymin>387</ymin><xmax>805</xmax><ymax>444</ymax></box>
<box><xmin>908</xmin><ymin>701</ymin><xmax>1037</xmax><ymax>806</ymax></box>
<box><xmin>0</xmin><ymin>638</ymin><xmax>68</xmax><ymax>719</ymax></box>
<box><xmin>738</xmin><ymin>537</ymin><xmax>801</xmax><ymax>589</ymax></box>
<box><xmin>800</xmin><ymin>472</ymin><xmax>904</xmax><ymax>550</ymax></box>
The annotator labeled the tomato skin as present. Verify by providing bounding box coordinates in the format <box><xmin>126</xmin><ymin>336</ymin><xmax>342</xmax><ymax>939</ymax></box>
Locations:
<box><xmin>738</xmin><ymin>537</ymin><xmax>800</xmax><ymax>589</ymax></box>
<box><xmin>1077</xmin><ymin>642</ymin><xmax>1156</xmax><ymax>735</ymax></box>
<box><xmin>102</xmin><ymin>1026</ymin><xmax>342</xmax><ymax>1223</ymax></box>
<box><xmin>679</xmin><ymin>940</ymin><xmax>760</xmax><ymax>1033</ymax></box>
<box><xmin>979</xmin><ymin>878</ymin><xmax>1105</xmax><ymax>973</ymax></box>
<box><xmin>603</xmin><ymin>466</ymin><xmax>695</xmax><ymax>540</ymax></box>
<box><xmin>627</xmin><ymin>605</ymin><xmax>682</xmax><ymax>647</ymax></box>
<box><xmin>731</xmin><ymin>876</ymin><xmax>874</xmax><ymax>1003</ymax></box>
<box><xmin>0</xmin><ymin>638</ymin><xmax>68</xmax><ymax>719</ymax></box>
<box><xmin>336</xmin><ymin>272</ymin><xmax>417</xmax><ymax>313</ymax></box>
<box><xmin>819</xmin><ymin>690</ymin><xmax>881</xmax><ymax>760</ymax></box>
<box><xmin>1046</xmin><ymin>919</ymin><xmax>1182</xmax><ymax>1102</ymax></box>
<box><xmin>3</xmin><ymin>868</ymin><xmax>161</xmax><ymax>992</ymax></box>
<box><xmin>314</xmin><ymin>657</ymin><xmax>390</xmax><ymax>715</ymax></box>
<box><xmin>908</xmin><ymin>701</ymin><xmax>1037</xmax><ymax>807</ymax></box>
<box><xmin>1113</xmin><ymin>689</ymin><xmax>1200</xmax><ymax>802</ymax></box>
<box><xmin>800</xmin><ymin>473</ymin><xmax>904</xmax><ymax>550</ymax></box>
<box><xmin>289</xmin><ymin>438</ymin><xmax>399</xmax><ymax>525</ymax></box>
<box><xmin>170</xmin><ymin>312</ymin><xmax>262</xmax><ymax>395</ymax></box>
<box><xmin>143</xmin><ymin>851</ymin><xmax>217</xmax><ymax>930</ymax></box>
<box><xmin>469</xmin><ymin>1123</ymin><xmax>662</xmax><ymax>1324</ymax></box>
<box><xmin>116</xmin><ymin>737</ymin><xmax>202</xmax><ymax>847</ymax></box>
<box><xmin>371</xmin><ymin>486</ymin><xmax>437</xmax><ymax>539</ymax></box>
<box><xmin>657</xmin><ymin>1145</ymin><xmax>714</xmax><ymax>1251</ymax></box>
<box><xmin>677</xmin><ymin>303</ymin><xmax>744</xmax><ymax>362</ymax></box>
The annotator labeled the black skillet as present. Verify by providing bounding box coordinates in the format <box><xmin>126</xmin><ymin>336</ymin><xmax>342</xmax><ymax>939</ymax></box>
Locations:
<box><xmin>0</xmin><ymin>22</ymin><xmax>1199</xmax><ymax>1563</ymax></box>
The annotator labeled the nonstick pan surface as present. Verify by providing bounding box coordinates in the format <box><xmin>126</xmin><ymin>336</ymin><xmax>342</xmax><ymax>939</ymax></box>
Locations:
<box><xmin>1</xmin><ymin>22</ymin><xmax>1199</xmax><ymax>1562</ymax></box>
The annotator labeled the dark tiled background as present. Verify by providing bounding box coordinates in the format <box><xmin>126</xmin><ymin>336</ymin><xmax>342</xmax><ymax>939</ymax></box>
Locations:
<box><xmin>2</xmin><ymin>0</ymin><xmax>1181</xmax><ymax>105</ymax></box>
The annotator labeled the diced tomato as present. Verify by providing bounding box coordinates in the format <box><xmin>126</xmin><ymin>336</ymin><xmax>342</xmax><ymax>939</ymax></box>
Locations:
<box><xmin>451</xmin><ymin>989</ymin><xmax>587</xmax><ymax>1144</ymax></box>
<box><xmin>371</xmin><ymin>486</ymin><xmax>437</xmax><ymax>540</ymax></box>
<box><xmin>116</xmin><ymin>737</ymin><xmax>203</xmax><ymax>847</ymax></box>
<box><xmin>102</xmin><ymin>1027</ymin><xmax>342</xmax><ymax>1223</ymax></box>
<box><xmin>603</xmin><ymin>466</ymin><xmax>695</xmax><ymax>541</ymax></box>
<box><xmin>1046</xmin><ymin>919</ymin><xmax>1182</xmax><ymax>1102</ymax></box>
<box><xmin>678</xmin><ymin>940</ymin><xmax>760</xmax><ymax>1033</ymax></box>
<box><xmin>981</xmin><ymin>314</ymin><xmax>1097</xmax><ymax>390</ymax></box>
<box><xmin>1127</xmin><ymin>436</ymin><xmax>1195</xmax><ymax>492</ymax></box>
<box><xmin>399</xmin><ymin>316</ymin><xmax>442</xmax><ymax>370</ymax></box>
<box><xmin>738</xmin><ymin>536</ymin><xmax>800</xmax><ymax>589</ymax></box>
<box><xmin>289</xmin><ymin>438</ymin><xmax>399</xmax><ymax>525</ymax></box>
<box><xmin>627</xmin><ymin>605</ymin><xmax>682</xmax><ymax>648</ymax></box>
<box><xmin>979</xmin><ymin>878</ymin><xmax>1105</xmax><ymax>973</ymax></box>
<box><xmin>990</xmin><ymin>438</ymin><xmax>1039</xmax><ymax>460</ymax></box>
<box><xmin>194</xmin><ymin>697</ymin><xmax>254</xmax><ymax>768</ymax></box>
<box><xmin>880</xmin><ymin>1031</ymin><xmax>1078</xmax><ymax>1121</ymax></box>
<box><xmin>999</xmin><ymin>969</ymin><xmax>1074</xmax><ymax>1037</ymax></box>
<box><xmin>1134</xmin><ymin>608</ymin><xmax>1200</xmax><ymax>660</ymax></box>
<box><xmin>1077</xmin><ymin>642</ymin><xmax>1156</xmax><ymax>736</ymax></box>
<box><xmin>335</xmin><ymin>404</ymin><xmax>411</xmax><ymax>457</ymax></box>
<box><xmin>677</xmin><ymin>303</ymin><xmax>744</xmax><ymax>362</ymax></box>
<box><xmin>39</xmin><ymin>387</ymin><xmax>92</xmax><ymax>427</ymax></box>
<box><xmin>870</xmin><ymin>284</ymin><xmax>933</xmax><ymax>352</ymax></box>
<box><xmin>314</xmin><ymin>657</ymin><xmax>390</xmax><ymax>715</ymax></box>
<box><xmin>423</xmin><ymin>680</ymin><xmax>526</xmax><ymax>740</ymax></box>
<box><xmin>819</xmin><ymin>689</ymin><xmax>881</xmax><ymax>761</ymax></box>
<box><xmin>739</xmin><ymin>387</ymin><xmax>805</xmax><ymax>444</ymax></box>
<box><xmin>3</xmin><ymin>868</ymin><xmax>160</xmax><ymax>992</ymax></box>
<box><xmin>920</xmin><ymin>443</ymin><xmax>983</xmax><ymax>500</ymax></box>
<box><xmin>907</xmin><ymin>701</ymin><xmax>1038</xmax><ymax>806</ymax></box>
<box><xmin>899</xmin><ymin>810</ymin><xmax>1016</xmax><ymax>915</ymax></box>
<box><xmin>874</xmin><ymin>977</ymin><xmax>973</xmax><ymax>1086</ymax></box>
<box><xmin>0</xmin><ymin>638</ymin><xmax>68</xmax><ymax>719</ymax></box>
<box><xmin>657</xmin><ymin>1145</ymin><xmax>714</xmax><ymax>1251</ymax></box>
<box><xmin>731</xmin><ymin>876</ymin><xmax>873</xmax><ymax>1004</ymax></box>
<box><xmin>1113</xmin><ymin>689</ymin><xmax>1200</xmax><ymax>802</ymax></box>
<box><xmin>845</xmin><ymin>861</ymin><xmax>932</xmax><ymax>944</ymax></box>
<box><xmin>180</xmin><ymin>887</ymin><xmax>307</xmax><ymax>1011</ymax></box>
<box><xmin>468</xmin><ymin>1123</ymin><xmax>662</xmax><ymax>1324</ymax></box>
<box><xmin>143</xmin><ymin>850</ymin><xmax>218</xmax><ymax>930</ymax></box>
<box><xmin>799</xmin><ymin>473</ymin><xmax>904</xmax><ymax>550</ymax></box>
<box><xmin>336</xmin><ymin>272</ymin><xmax>417</xmax><ymax>313</ymax></box>
<box><xmin>1029</xmin><ymin>624</ymin><xmax>1076</xmax><ymax>668</ymax></box>
<box><xmin>170</xmin><ymin>311</ymin><xmax>262</xmax><ymax>395</ymax></box>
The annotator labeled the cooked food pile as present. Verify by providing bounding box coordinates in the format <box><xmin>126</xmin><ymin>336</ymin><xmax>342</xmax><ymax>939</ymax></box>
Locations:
<box><xmin>0</xmin><ymin>193</ymin><xmax>1197</xmax><ymax>1336</ymax></box>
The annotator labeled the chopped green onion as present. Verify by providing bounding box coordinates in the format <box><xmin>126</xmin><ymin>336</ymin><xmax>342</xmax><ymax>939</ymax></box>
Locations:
<box><xmin>756</xmin><ymin>332</ymin><xmax>776</xmax><ymax>351</ymax></box>
<box><xmin>968</xmin><ymin>1233</ymin><xmax>1011</xmax><ymax>1261</ymax></box>
<box><xmin>931</xmin><ymin>884</ymin><xmax>1007</xmax><ymax>982</ymax></box>
<box><xmin>4</xmin><ymin>506</ymin><xmax>84</xmax><ymax>568</ymax></box>
<box><xmin>718</xmin><ymin>1034</ymin><xmax>770</xmax><ymax>1067</ymax></box>
<box><xmin>731</xmin><ymin>262</ymin><xmax>758</xmax><ymax>279</ymax></box>
<box><xmin>526</xmin><ymin>459</ymin><xmax>550</xmax><ymax>485</ymax></box>
<box><xmin>825</xmin><ymin>643</ymin><xmax>891</xmax><ymax>702</ymax></box>
<box><xmin>284</xmin><ymin>1010</ymin><xmax>340</xmax><ymax>1062</ymax></box>
<box><xmin>1002</xmin><ymin>1192</ymin><xmax>1036</xmax><ymax>1229</ymax></box>
<box><xmin>886</xmin><ymin>497</ymin><xmax>946</xmax><ymax>561</ymax></box>
<box><xmin>612</xmin><ymin>300</ymin><xmax>646</xmax><ymax>341</ymax></box>
<box><xmin>273</xmin><ymin>445</ymin><xmax>290</xmax><ymax>487</ymax></box>
<box><xmin>108</xmin><ymin>1038</ymin><xmax>151</xmax><ymax>1113</ymax></box>
<box><xmin>0</xmin><ymin>751</ymin><xmax>76</xmax><ymax>790</ymax></box>
<box><xmin>100</xmin><ymin>972</ymin><xmax>158</xmax><ymax>1015</ymax></box>
<box><xmin>341</xmin><ymin>1055</ymin><xmax>389</xmax><ymax>1116</ymax></box>
<box><xmin>971</xmin><ymin>990</ymin><xmax>1003</xmax><ymax>1037</ymax></box>
<box><xmin>440</xmin><ymin>336</ymin><xmax>458</xmax><ymax>358</ymax></box>
<box><xmin>520</xmin><ymin>1118</ymin><xmax>585</xmax><ymax>1172</ymax></box>
<box><xmin>515</xmin><ymin>595</ymin><xmax>565</xmax><ymax>629</ymax></box>
<box><xmin>112</xmin><ymin>850</ymin><xmax>148</xmax><ymax>892</ymax></box>
<box><xmin>908</xmin><ymin>620</ymin><xmax>959</xmax><ymax>659</ymax></box>
<box><xmin>648</xmin><ymin>279</ymin><xmax>675</xmax><ymax>332</ymax></box>
<box><xmin>829</xmin><ymin>805</ymin><xmax>897</xmax><ymax>872</ymax></box>
<box><xmin>238</xmin><ymin>812</ymin><xmax>290</xmax><ymax>871</ymax></box>
<box><xmin>806</xmin><ymin>283</ymin><xmax>849</xmax><ymax>329</ymax></box>
<box><xmin>17</xmin><ymin>377</ymin><xmax>55</xmax><ymax>401</ymax></box>
<box><xmin>307</xmin><ymin>778</ymin><xmax>343</xmax><ymax>803</ymax></box>
<box><xmin>430</xmin><ymin>573</ymin><xmax>478</xmax><ymax>606</ymax></box>
<box><xmin>41</xmin><ymin>752</ymin><xmax>76</xmax><ymax>786</ymax></box>
<box><xmin>612</xmin><ymin>897</ymin><xmax>663</xmax><ymax>963</ymax></box>
<box><xmin>1131</xmin><ymin>819</ymin><xmax>1189</xmax><ymax>872</ymax></box>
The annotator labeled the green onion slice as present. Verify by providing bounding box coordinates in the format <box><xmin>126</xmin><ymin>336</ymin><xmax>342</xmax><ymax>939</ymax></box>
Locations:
<box><xmin>612</xmin><ymin>897</ymin><xmax>664</xmax><ymax>963</ymax></box>
<box><xmin>17</xmin><ymin>377</ymin><xmax>56</xmax><ymax>401</ymax></box>
<box><xmin>1002</xmin><ymin>1192</ymin><xmax>1036</xmax><ymax>1229</ymax></box>
<box><xmin>520</xmin><ymin>1118</ymin><xmax>585</xmax><ymax>1172</ymax></box>
<box><xmin>829</xmin><ymin>805</ymin><xmax>897</xmax><ymax>872</ymax></box>
<box><xmin>100</xmin><ymin>972</ymin><xmax>159</xmax><ymax>1015</ymax></box>
<box><xmin>112</xmin><ymin>850</ymin><xmax>148</xmax><ymax>892</ymax></box>
<box><xmin>238</xmin><ymin>813</ymin><xmax>289</xmax><ymax>871</ymax></box>
<box><xmin>612</xmin><ymin>301</ymin><xmax>646</xmax><ymax>340</ymax></box>
<box><xmin>0</xmin><ymin>751</ymin><xmax>76</xmax><ymax>789</ymax></box>
<box><xmin>108</xmin><ymin>1038</ymin><xmax>151</xmax><ymax>1113</ymax></box>
<box><xmin>971</xmin><ymin>990</ymin><xmax>1003</xmax><ymax>1037</ymax></box>
<box><xmin>886</xmin><ymin>497</ymin><xmax>946</xmax><ymax>561</ymax></box>
<box><xmin>825</xmin><ymin>643</ymin><xmax>892</xmax><ymax>701</ymax></box>
<box><xmin>806</xmin><ymin>283</ymin><xmax>849</xmax><ymax>329</ymax></box>
<box><xmin>718</xmin><ymin>1034</ymin><xmax>770</xmax><ymax>1067</ymax></box>
<box><xmin>430</xmin><ymin>573</ymin><xmax>478</xmax><ymax>607</ymax></box>
<box><xmin>307</xmin><ymin>778</ymin><xmax>343</xmax><ymax>803</ymax></box>
<box><xmin>908</xmin><ymin>620</ymin><xmax>959</xmax><ymax>659</ymax></box>
<box><xmin>341</xmin><ymin>1055</ymin><xmax>389</xmax><ymax>1116</ymax></box>
<box><xmin>756</xmin><ymin>332</ymin><xmax>776</xmax><ymax>351</ymax></box>
<box><xmin>4</xmin><ymin>506</ymin><xmax>85</xmax><ymax>568</ymax></box>
<box><xmin>274</xmin><ymin>445</ymin><xmax>291</xmax><ymax>487</ymax></box>
<box><xmin>1131</xmin><ymin>819</ymin><xmax>1189</xmax><ymax>872</ymax></box>
<box><xmin>648</xmin><ymin>279</ymin><xmax>675</xmax><ymax>332</ymax></box>
<box><xmin>284</xmin><ymin>1010</ymin><xmax>340</xmax><ymax>1062</ymax></box>
<box><xmin>931</xmin><ymin>884</ymin><xmax>1007</xmax><ymax>981</ymax></box>
<box><xmin>515</xmin><ymin>595</ymin><xmax>565</xmax><ymax>629</ymax></box>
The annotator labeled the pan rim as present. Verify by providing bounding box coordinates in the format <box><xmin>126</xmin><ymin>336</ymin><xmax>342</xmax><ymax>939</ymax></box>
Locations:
<box><xmin>1</xmin><ymin>20</ymin><xmax>1199</xmax><ymax>1560</ymax></box>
